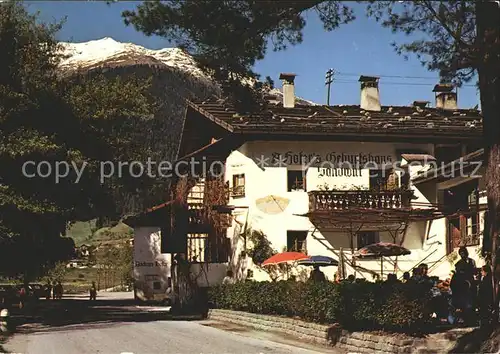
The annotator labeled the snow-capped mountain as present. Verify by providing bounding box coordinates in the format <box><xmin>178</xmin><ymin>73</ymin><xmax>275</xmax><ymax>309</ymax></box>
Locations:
<box><xmin>58</xmin><ymin>37</ymin><xmax>317</xmax><ymax>105</ymax></box>
<box><xmin>59</xmin><ymin>37</ymin><xmax>211</xmax><ymax>82</ymax></box>
<box><xmin>56</xmin><ymin>37</ymin><xmax>316</xmax><ymax>215</ymax></box>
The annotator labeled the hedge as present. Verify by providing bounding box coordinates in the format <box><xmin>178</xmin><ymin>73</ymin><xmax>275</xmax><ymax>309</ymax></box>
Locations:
<box><xmin>208</xmin><ymin>280</ymin><xmax>433</xmax><ymax>334</ymax></box>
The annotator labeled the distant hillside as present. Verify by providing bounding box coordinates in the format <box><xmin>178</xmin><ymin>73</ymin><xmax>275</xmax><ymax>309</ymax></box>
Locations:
<box><xmin>58</xmin><ymin>37</ymin><xmax>220</xmax><ymax>217</ymax></box>
<box><xmin>67</xmin><ymin>220</ymin><xmax>132</xmax><ymax>247</ymax></box>
<box><xmin>58</xmin><ymin>37</ymin><xmax>318</xmax><ymax>219</ymax></box>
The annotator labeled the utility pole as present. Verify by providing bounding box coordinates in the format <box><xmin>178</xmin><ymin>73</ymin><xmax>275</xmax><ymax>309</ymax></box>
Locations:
<box><xmin>325</xmin><ymin>69</ymin><xmax>334</xmax><ymax>105</ymax></box>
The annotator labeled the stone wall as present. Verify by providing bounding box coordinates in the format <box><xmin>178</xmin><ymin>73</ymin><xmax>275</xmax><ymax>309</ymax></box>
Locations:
<box><xmin>208</xmin><ymin>309</ymin><xmax>474</xmax><ymax>354</ymax></box>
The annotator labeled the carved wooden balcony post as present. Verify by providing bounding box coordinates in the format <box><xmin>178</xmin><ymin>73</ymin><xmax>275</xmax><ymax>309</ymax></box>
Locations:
<box><xmin>308</xmin><ymin>190</ymin><xmax>411</xmax><ymax>212</ymax></box>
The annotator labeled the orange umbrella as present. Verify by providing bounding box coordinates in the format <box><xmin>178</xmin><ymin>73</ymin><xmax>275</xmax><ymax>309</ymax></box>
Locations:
<box><xmin>262</xmin><ymin>252</ymin><xmax>309</xmax><ymax>266</ymax></box>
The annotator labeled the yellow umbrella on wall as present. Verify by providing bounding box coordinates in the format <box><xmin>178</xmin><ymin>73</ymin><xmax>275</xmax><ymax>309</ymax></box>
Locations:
<box><xmin>255</xmin><ymin>195</ymin><xmax>290</xmax><ymax>215</ymax></box>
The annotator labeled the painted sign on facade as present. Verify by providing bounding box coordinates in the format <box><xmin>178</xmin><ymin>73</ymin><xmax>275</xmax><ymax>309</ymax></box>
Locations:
<box><xmin>269</xmin><ymin>151</ymin><xmax>393</xmax><ymax>167</ymax></box>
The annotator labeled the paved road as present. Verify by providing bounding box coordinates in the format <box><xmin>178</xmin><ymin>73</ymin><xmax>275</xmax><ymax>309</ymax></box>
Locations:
<box><xmin>4</xmin><ymin>292</ymin><xmax>335</xmax><ymax>354</ymax></box>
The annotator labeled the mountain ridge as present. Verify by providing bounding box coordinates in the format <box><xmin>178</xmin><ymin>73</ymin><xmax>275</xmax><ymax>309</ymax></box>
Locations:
<box><xmin>58</xmin><ymin>37</ymin><xmax>317</xmax><ymax>106</ymax></box>
<box><xmin>57</xmin><ymin>37</ymin><xmax>316</xmax><ymax>218</ymax></box>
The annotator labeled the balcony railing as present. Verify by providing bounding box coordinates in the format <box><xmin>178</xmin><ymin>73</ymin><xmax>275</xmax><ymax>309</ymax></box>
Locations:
<box><xmin>231</xmin><ymin>185</ymin><xmax>245</xmax><ymax>198</ymax></box>
<box><xmin>309</xmin><ymin>190</ymin><xmax>413</xmax><ymax>212</ymax></box>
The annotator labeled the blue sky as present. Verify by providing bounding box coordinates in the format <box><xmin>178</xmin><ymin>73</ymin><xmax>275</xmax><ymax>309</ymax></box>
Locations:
<box><xmin>27</xmin><ymin>1</ymin><xmax>480</xmax><ymax>108</ymax></box>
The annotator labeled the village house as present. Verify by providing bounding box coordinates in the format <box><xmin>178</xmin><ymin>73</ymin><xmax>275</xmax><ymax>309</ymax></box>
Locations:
<box><xmin>410</xmin><ymin>148</ymin><xmax>487</xmax><ymax>279</ymax></box>
<box><xmin>126</xmin><ymin>73</ymin><xmax>485</xmax><ymax>297</ymax></box>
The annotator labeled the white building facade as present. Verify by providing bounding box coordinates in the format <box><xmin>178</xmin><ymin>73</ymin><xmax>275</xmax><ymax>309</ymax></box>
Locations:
<box><xmin>127</xmin><ymin>74</ymin><xmax>485</xmax><ymax>292</ymax></box>
<box><xmin>224</xmin><ymin>141</ymin><xmax>486</xmax><ymax>282</ymax></box>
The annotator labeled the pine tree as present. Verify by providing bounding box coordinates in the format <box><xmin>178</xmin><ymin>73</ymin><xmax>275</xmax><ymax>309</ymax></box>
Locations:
<box><xmin>121</xmin><ymin>0</ymin><xmax>354</xmax><ymax>110</ymax></box>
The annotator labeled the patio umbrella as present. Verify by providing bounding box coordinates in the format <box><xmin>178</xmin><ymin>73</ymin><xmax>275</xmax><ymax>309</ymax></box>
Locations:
<box><xmin>356</xmin><ymin>242</ymin><xmax>411</xmax><ymax>277</ymax></box>
<box><xmin>262</xmin><ymin>252</ymin><xmax>309</xmax><ymax>266</ymax></box>
<box><xmin>297</xmin><ymin>255</ymin><xmax>339</xmax><ymax>267</ymax></box>
<box><xmin>255</xmin><ymin>195</ymin><xmax>290</xmax><ymax>215</ymax></box>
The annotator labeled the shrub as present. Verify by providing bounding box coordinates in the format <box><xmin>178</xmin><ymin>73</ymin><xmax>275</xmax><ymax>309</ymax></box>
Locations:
<box><xmin>208</xmin><ymin>280</ymin><xmax>433</xmax><ymax>334</ymax></box>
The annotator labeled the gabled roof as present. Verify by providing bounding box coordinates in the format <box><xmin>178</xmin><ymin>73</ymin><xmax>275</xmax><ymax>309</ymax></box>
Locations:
<box><xmin>401</xmin><ymin>153</ymin><xmax>436</xmax><ymax>162</ymax></box>
<box><xmin>412</xmin><ymin>149</ymin><xmax>484</xmax><ymax>184</ymax></box>
<box><xmin>186</xmin><ymin>98</ymin><xmax>482</xmax><ymax>140</ymax></box>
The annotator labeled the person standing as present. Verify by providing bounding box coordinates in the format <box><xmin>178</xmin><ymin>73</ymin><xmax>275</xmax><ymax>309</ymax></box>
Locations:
<box><xmin>454</xmin><ymin>247</ymin><xmax>476</xmax><ymax>324</ymax></box>
<box><xmin>89</xmin><ymin>281</ymin><xmax>97</xmax><ymax>301</ymax></box>
<box><xmin>54</xmin><ymin>282</ymin><xmax>63</xmax><ymax>300</ymax></box>
<box><xmin>478</xmin><ymin>265</ymin><xmax>494</xmax><ymax>327</ymax></box>
<box><xmin>455</xmin><ymin>247</ymin><xmax>476</xmax><ymax>283</ymax></box>
<box><xmin>18</xmin><ymin>286</ymin><xmax>26</xmax><ymax>309</ymax></box>
<box><xmin>44</xmin><ymin>281</ymin><xmax>52</xmax><ymax>300</ymax></box>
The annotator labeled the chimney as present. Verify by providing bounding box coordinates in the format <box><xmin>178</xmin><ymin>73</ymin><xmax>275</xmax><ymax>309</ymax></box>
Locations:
<box><xmin>433</xmin><ymin>84</ymin><xmax>457</xmax><ymax>110</ymax></box>
<box><xmin>359</xmin><ymin>75</ymin><xmax>381</xmax><ymax>111</ymax></box>
<box><xmin>279</xmin><ymin>73</ymin><xmax>296</xmax><ymax>108</ymax></box>
<box><xmin>413</xmin><ymin>100</ymin><xmax>430</xmax><ymax>109</ymax></box>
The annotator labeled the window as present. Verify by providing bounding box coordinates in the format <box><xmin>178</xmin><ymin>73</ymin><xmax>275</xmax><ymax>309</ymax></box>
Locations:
<box><xmin>356</xmin><ymin>231</ymin><xmax>379</xmax><ymax>249</ymax></box>
<box><xmin>287</xmin><ymin>170</ymin><xmax>306</xmax><ymax>191</ymax></box>
<box><xmin>188</xmin><ymin>233</ymin><xmax>210</xmax><ymax>262</ymax></box>
<box><xmin>465</xmin><ymin>213</ymin><xmax>479</xmax><ymax>241</ymax></box>
<box><xmin>439</xmin><ymin>179</ymin><xmax>478</xmax><ymax>214</ymax></box>
<box><xmin>287</xmin><ymin>231</ymin><xmax>307</xmax><ymax>253</ymax></box>
<box><xmin>369</xmin><ymin>169</ymin><xmax>399</xmax><ymax>191</ymax></box>
<box><xmin>153</xmin><ymin>281</ymin><xmax>161</xmax><ymax>290</ymax></box>
<box><xmin>446</xmin><ymin>212</ymin><xmax>480</xmax><ymax>253</ymax></box>
<box><xmin>232</xmin><ymin>174</ymin><xmax>245</xmax><ymax>197</ymax></box>
<box><xmin>444</xmin><ymin>180</ymin><xmax>480</xmax><ymax>252</ymax></box>
<box><xmin>187</xmin><ymin>233</ymin><xmax>229</xmax><ymax>263</ymax></box>
<box><xmin>434</xmin><ymin>144</ymin><xmax>462</xmax><ymax>164</ymax></box>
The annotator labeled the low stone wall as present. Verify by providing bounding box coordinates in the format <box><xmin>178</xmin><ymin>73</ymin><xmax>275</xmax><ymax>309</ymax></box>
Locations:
<box><xmin>208</xmin><ymin>309</ymin><xmax>474</xmax><ymax>354</ymax></box>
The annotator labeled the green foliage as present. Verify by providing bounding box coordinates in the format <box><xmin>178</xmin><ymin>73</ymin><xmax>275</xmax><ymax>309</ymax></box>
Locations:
<box><xmin>246</xmin><ymin>228</ymin><xmax>291</xmax><ymax>281</ymax></box>
<box><xmin>95</xmin><ymin>241</ymin><xmax>133</xmax><ymax>288</ymax></box>
<box><xmin>366</xmin><ymin>1</ymin><xmax>478</xmax><ymax>84</ymax></box>
<box><xmin>247</xmin><ymin>228</ymin><xmax>275</xmax><ymax>265</ymax></box>
<box><xmin>209</xmin><ymin>280</ymin><xmax>433</xmax><ymax>334</ymax></box>
<box><xmin>44</xmin><ymin>261</ymin><xmax>68</xmax><ymax>283</ymax></box>
<box><xmin>0</xmin><ymin>2</ymin><xmax>161</xmax><ymax>279</ymax></box>
<box><xmin>120</xmin><ymin>0</ymin><xmax>496</xmax><ymax>99</ymax></box>
<box><xmin>119</xmin><ymin>0</ymin><xmax>354</xmax><ymax>109</ymax></box>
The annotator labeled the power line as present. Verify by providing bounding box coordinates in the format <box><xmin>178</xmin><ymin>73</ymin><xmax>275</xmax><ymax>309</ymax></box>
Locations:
<box><xmin>337</xmin><ymin>72</ymin><xmax>439</xmax><ymax>80</ymax></box>
<box><xmin>334</xmin><ymin>79</ymin><xmax>478</xmax><ymax>88</ymax></box>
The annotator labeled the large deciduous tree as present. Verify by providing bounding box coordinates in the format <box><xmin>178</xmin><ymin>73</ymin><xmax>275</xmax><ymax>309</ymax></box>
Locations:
<box><xmin>0</xmin><ymin>1</ymin><xmax>156</xmax><ymax>280</ymax></box>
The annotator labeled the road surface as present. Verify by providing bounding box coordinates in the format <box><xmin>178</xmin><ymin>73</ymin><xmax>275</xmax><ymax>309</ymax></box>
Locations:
<box><xmin>4</xmin><ymin>292</ymin><xmax>337</xmax><ymax>354</ymax></box>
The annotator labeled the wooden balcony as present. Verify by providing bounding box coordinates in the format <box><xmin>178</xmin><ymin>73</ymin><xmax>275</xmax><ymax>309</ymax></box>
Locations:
<box><xmin>308</xmin><ymin>190</ymin><xmax>413</xmax><ymax>212</ymax></box>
